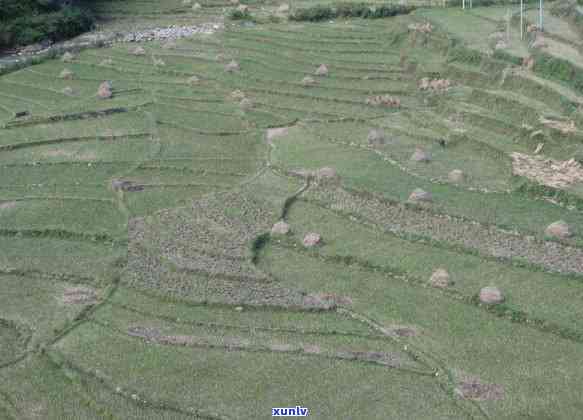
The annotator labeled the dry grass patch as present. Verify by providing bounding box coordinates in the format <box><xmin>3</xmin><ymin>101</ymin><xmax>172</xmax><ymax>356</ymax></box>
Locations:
<box><xmin>0</xmin><ymin>201</ymin><xmax>17</xmax><ymax>211</ymax></box>
<box><xmin>511</xmin><ymin>152</ymin><xmax>583</xmax><ymax>189</ymax></box>
<box><xmin>62</xmin><ymin>286</ymin><xmax>98</xmax><ymax>305</ymax></box>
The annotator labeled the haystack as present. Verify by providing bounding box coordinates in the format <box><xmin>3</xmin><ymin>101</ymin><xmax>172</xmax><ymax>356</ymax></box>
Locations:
<box><xmin>59</xmin><ymin>69</ymin><xmax>75</xmax><ymax>80</ymax></box>
<box><xmin>408</xmin><ymin>188</ymin><xmax>432</xmax><ymax>203</ymax></box>
<box><xmin>545</xmin><ymin>220</ymin><xmax>574</xmax><ymax>239</ymax></box>
<box><xmin>301</xmin><ymin>76</ymin><xmax>317</xmax><ymax>87</ymax></box>
<box><xmin>316</xmin><ymin>166</ymin><xmax>339</xmax><ymax>181</ymax></box>
<box><xmin>99</xmin><ymin>58</ymin><xmax>113</xmax><ymax>66</ymax></box>
<box><xmin>271</xmin><ymin>221</ymin><xmax>290</xmax><ymax>235</ymax></box>
<box><xmin>448</xmin><ymin>169</ymin><xmax>465</xmax><ymax>183</ymax></box>
<box><xmin>192</xmin><ymin>2</ymin><xmax>202</xmax><ymax>10</ymax></box>
<box><xmin>478</xmin><ymin>286</ymin><xmax>504</xmax><ymax>304</ymax></box>
<box><xmin>240</xmin><ymin>98</ymin><xmax>253</xmax><ymax>109</ymax></box>
<box><xmin>131</xmin><ymin>46</ymin><xmax>146</xmax><ymax>56</ymax></box>
<box><xmin>367</xmin><ymin>128</ymin><xmax>386</xmax><ymax>146</ymax></box>
<box><xmin>237</xmin><ymin>4</ymin><xmax>249</xmax><ymax>13</ymax></box>
<box><xmin>62</xmin><ymin>86</ymin><xmax>75</xmax><ymax>96</ymax></box>
<box><xmin>225</xmin><ymin>60</ymin><xmax>240</xmax><ymax>72</ymax></box>
<box><xmin>315</xmin><ymin>64</ymin><xmax>329</xmax><ymax>77</ymax></box>
<box><xmin>365</xmin><ymin>95</ymin><xmax>401</xmax><ymax>107</ymax></box>
<box><xmin>410</xmin><ymin>147</ymin><xmax>431</xmax><ymax>162</ymax></box>
<box><xmin>278</xmin><ymin>3</ymin><xmax>290</xmax><ymax>13</ymax></box>
<box><xmin>61</xmin><ymin>52</ymin><xmax>75</xmax><ymax>63</ymax></box>
<box><xmin>187</xmin><ymin>75</ymin><xmax>200</xmax><ymax>85</ymax></box>
<box><xmin>303</xmin><ymin>232</ymin><xmax>322</xmax><ymax>247</ymax></box>
<box><xmin>97</xmin><ymin>81</ymin><xmax>113</xmax><ymax>99</ymax></box>
<box><xmin>429</xmin><ymin>268</ymin><xmax>451</xmax><ymax>288</ymax></box>
<box><xmin>230</xmin><ymin>89</ymin><xmax>246</xmax><ymax>100</ymax></box>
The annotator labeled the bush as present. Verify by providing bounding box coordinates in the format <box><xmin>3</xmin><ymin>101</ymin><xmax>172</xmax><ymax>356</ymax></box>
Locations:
<box><xmin>447</xmin><ymin>46</ymin><xmax>482</xmax><ymax>65</ymax></box>
<box><xmin>0</xmin><ymin>6</ymin><xmax>93</xmax><ymax>49</ymax></box>
<box><xmin>289</xmin><ymin>3</ymin><xmax>414</xmax><ymax>22</ymax></box>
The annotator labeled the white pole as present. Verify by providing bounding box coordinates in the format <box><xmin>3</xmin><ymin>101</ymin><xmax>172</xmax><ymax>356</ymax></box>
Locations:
<box><xmin>463</xmin><ymin>0</ymin><xmax>465</xmax><ymax>10</ymax></box>
<box><xmin>539</xmin><ymin>0</ymin><xmax>543</xmax><ymax>31</ymax></box>
<box><xmin>520</xmin><ymin>0</ymin><xmax>524</xmax><ymax>40</ymax></box>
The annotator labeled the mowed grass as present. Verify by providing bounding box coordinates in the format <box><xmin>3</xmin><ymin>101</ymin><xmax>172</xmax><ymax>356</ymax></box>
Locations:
<box><xmin>2</xmin><ymin>4</ymin><xmax>583</xmax><ymax>419</ymax></box>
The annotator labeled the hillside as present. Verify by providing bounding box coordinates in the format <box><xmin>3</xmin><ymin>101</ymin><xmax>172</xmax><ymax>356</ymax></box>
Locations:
<box><xmin>2</xmin><ymin>1</ymin><xmax>583</xmax><ymax>419</ymax></box>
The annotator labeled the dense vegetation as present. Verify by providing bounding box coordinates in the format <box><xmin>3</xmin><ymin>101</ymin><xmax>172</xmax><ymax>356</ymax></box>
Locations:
<box><xmin>0</xmin><ymin>0</ymin><xmax>93</xmax><ymax>49</ymax></box>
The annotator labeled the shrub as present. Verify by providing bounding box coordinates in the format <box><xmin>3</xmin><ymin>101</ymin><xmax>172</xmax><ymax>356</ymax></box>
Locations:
<box><xmin>0</xmin><ymin>5</ymin><xmax>93</xmax><ymax>49</ymax></box>
<box><xmin>289</xmin><ymin>3</ymin><xmax>414</xmax><ymax>22</ymax></box>
<box><xmin>447</xmin><ymin>46</ymin><xmax>482</xmax><ymax>65</ymax></box>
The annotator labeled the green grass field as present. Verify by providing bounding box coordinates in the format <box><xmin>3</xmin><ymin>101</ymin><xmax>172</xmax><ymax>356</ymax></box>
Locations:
<box><xmin>2</xmin><ymin>0</ymin><xmax>583</xmax><ymax>419</ymax></box>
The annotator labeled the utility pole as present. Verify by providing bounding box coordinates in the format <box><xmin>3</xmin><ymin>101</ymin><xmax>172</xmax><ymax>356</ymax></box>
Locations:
<box><xmin>506</xmin><ymin>8</ymin><xmax>511</xmax><ymax>43</ymax></box>
<box><xmin>539</xmin><ymin>0</ymin><xmax>544</xmax><ymax>31</ymax></box>
<box><xmin>520</xmin><ymin>0</ymin><xmax>524</xmax><ymax>41</ymax></box>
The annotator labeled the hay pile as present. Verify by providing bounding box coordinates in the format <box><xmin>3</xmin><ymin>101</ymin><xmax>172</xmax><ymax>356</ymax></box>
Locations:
<box><xmin>99</xmin><ymin>58</ymin><xmax>113</xmax><ymax>66</ymax></box>
<box><xmin>511</xmin><ymin>152</ymin><xmax>583</xmax><ymax>189</ymax></box>
<box><xmin>266</xmin><ymin>127</ymin><xmax>289</xmax><ymax>142</ymax></box>
<box><xmin>240</xmin><ymin>98</ymin><xmax>253</xmax><ymax>109</ymax></box>
<box><xmin>131</xmin><ymin>46</ymin><xmax>146</xmax><ymax>56</ymax></box>
<box><xmin>62</xmin><ymin>286</ymin><xmax>98</xmax><ymax>305</ymax></box>
<box><xmin>365</xmin><ymin>95</ymin><xmax>400</xmax><ymax>107</ymax></box>
<box><xmin>315</xmin><ymin>167</ymin><xmax>339</xmax><ymax>182</ymax></box>
<box><xmin>495</xmin><ymin>40</ymin><xmax>508</xmax><ymax>50</ymax></box>
<box><xmin>429</xmin><ymin>268</ymin><xmax>451</xmax><ymax>288</ymax></box>
<box><xmin>408</xmin><ymin>22</ymin><xmax>432</xmax><ymax>33</ymax></box>
<box><xmin>225</xmin><ymin>60</ymin><xmax>240</xmax><ymax>72</ymax></box>
<box><xmin>187</xmin><ymin>75</ymin><xmax>200</xmax><ymax>85</ymax></box>
<box><xmin>192</xmin><ymin>2</ymin><xmax>202</xmax><ymax>10</ymax></box>
<box><xmin>303</xmin><ymin>232</ymin><xmax>322</xmax><ymax>248</ymax></box>
<box><xmin>59</xmin><ymin>69</ymin><xmax>75</xmax><ymax>80</ymax></box>
<box><xmin>545</xmin><ymin>220</ymin><xmax>574</xmax><ymax>239</ymax></box>
<box><xmin>97</xmin><ymin>81</ymin><xmax>112</xmax><ymax>99</ymax></box>
<box><xmin>478</xmin><ymin>286</ymin><xmax>504</xmax><ymax>304</ymax></box>
<box><xmin>418</xmin><ymin>78</ymin><xmax>452</xmax><ymax>92</ymax></box>
<box><xmin>410</xmin><ymin>147</ymin><xmax>431</xmax><ymax>162</ymax></box>
<box><xmin>408</xmin><ymin>188</ymin><xmax>432</xmax><ymax>203</ymax></box>
<box><xmin>61</xmin><ymin>52</ymin><xmax>75</xmax><ymax>63</ymax></box>
<box><xmin>230</xmin><ymin>89</ymin><xmax>246</xmax><ymax>101</ymax></box>
<box><xmin>448</xmin><ymin>169</ymin><xmax>464</xmax><ymax>183</ymax></box>
<box><xmin>301</xmin><ymin>76</ymin><xmax>318</xmax><ymax>87</ymax></box>
<box><xmin>539</xmin><ymin>116</ymin><xmax>576</xmax><ymax>134</ymax></box>
<box><xmin>237</xmin><ymin>4</ymin><xmax>249</xmax><ymax>12</ymax></box>
<box><xmin>302</xmin><ymin>292</ymin><xmax>335</xmax><ymax>310</ymax></box>
<box><xmin>315</xmin><ymin>64</ymin><xmax>329</xmax><ymax>76</ymax></box>
<box><xmin>271</xmin><ymin>221</ymin><xmax>291</xmax><ymax>235</ymax></box>
<box><xmin>62</xmin><ymin>86</ymin><xmax>75</xmax><ymax>96</ymax></box>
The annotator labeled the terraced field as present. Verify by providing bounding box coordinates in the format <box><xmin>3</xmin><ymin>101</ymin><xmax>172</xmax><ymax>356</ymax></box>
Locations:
<box><xmin>2</xmin><ymin>1</ymin><xmax>583</xmax><ymax>419</ymax></box>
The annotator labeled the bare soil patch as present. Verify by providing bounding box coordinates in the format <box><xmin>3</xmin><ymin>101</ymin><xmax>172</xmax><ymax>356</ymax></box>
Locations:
<box><xmin>454</xmin><ymin>371</ymin><xmax>504</xmax><ymax>401</ymax></box>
